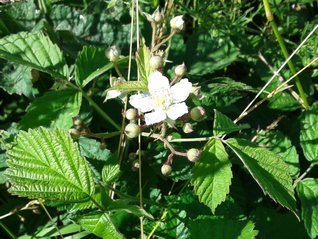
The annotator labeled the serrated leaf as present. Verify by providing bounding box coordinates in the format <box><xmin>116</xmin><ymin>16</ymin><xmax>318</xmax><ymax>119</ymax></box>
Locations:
<box><xmin>299</xmin><ymin>102</ymin><xmax>318</xmax><ymax>164</ymax></box>
<box><xmin>75</xmin><ymin>46</ymin><xmax>128</xmax><ymax>88</ymax></box>
<box><xmin>0</xmin><ymin>62</ymin><xmax>34</xmax><ymax>99</ymax></box>
<box><xmin>4</xmin><ymin>127</ymin><xmax>95</xmax><ymax>202</ymax></box>
<box><xmin>188</xmin><ymin>216</ymin><xmax>258</xmax><ymax>239</ymax></box>
<box><xmin>17</xmin><ymin>89</ymin><xmax>82</xmax><ymax>130</ymax></box>
<box><xmin>107</xmin><ymin>81</ymin><xmax>148</xmax><ymax>92</ymax></box>
<box><xmin>0</xmin><ymin>32</ymin><xmax>69</xmax><ymax>80</ymax></box>
<box><xmin>136</xmin><ymin>40</ymin><xmax>151</xmax><ymax>84</ymax></box>
<box><xmin>296</xmin><ymin>178</ymin><xmax>318</xmax><ymax>239</ymax></box>
<box><xmin>254</xmin><ymin>130</ymin><xmax>299</xmax><ymax>178</ymax></box>
<box><xmin>73</xmin><ymin>211</ymin><xmax>124</xmax><ymax>239</ymax></box>
<box><xmin>213</xmin><ymin>110</ymin><xmax>250</xmax><ymax>137</ymax></box>
<box><xmin>191</xmin><ymin>138</ymin><xmax>232</xmax><ymax>213</ymax></box>
<box><xmin>107</xmin><ymin>201</ymin><xmax>154</xmax><ymax>220</ymax></box>
<box><xmin>226</xmin><ymin>138</ymin><xmax>297</xmax><ymax>214</ymax></box>
<box><xmin>186</xmin><ymin>33</ymin><xmax>239</xmax><ymax>76</ymax></box>
<box><xmin>102</xmin><ymin>153</ymin><xmax>122</xmax><ymax>185</ymax></box>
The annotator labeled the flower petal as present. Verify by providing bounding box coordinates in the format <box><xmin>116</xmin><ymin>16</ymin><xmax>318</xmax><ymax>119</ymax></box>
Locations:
<box><xmin>170</xmin><ymin>79</ymin><xmax>192</xmax><ymax>103</ymax></box>
<box><xmin>148</xmin><ymin>72</ymin><xmax>170</xmax><ymax>95</ymax></box>
<box><xmin>144</xmin><ymin>111</ymin><xmax>166</xmax><ymax>125</ymax></box>
<box><xmin>166</xmin><ymin>102</ymin><xmax>188</xmax><ymax>120</ymax></box>
<box><xmin>129</xmin><ymin>93</ymin><xmax>153</xmax><ymax>112</ymax></box>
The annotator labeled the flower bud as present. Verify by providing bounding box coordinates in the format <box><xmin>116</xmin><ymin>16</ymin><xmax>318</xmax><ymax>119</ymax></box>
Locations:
<box><xmin>183</xmin><ymin>123</ymin><xmax>193</xmax><ymax>134</ymax></box>
<box><xmin>174</xmin><ymin>62</ymin><xmax>187</xmax><ymax>77</ymax></box>
<box><xmin>124</xmin><ymin>123</ymin><xmax>140</xmax><ymax>139</ymax></box>
<box><xmin>170</xmin><ymin>15</ymin><xmax>184</xmax><ymax>30</ymax></box>
<box><xmin>189</xmin><ymin>86</ymin><xmax>201</xmax><ymax>100</ymax></box>
<box><xmin>100</xmin><ymin>143</ymin><xmax>107</xmax><ymax>150</ymax></box>
<box><xmin>187</xmin><ymin>148</ymin><xmax>201</xmax><ymax>162</ymax></box>
<box><xmin>69</xmin><ymin>128</ymin><xmax>80</xmax><ymax>140</ymax></box>
<box><xmin>125</xmin><ymin>108</ymin><xmax>137</xmax><ymax>121</ymax></box>
<box><xmin>129</xmin><ymin>152</ymin><xmax>137</xmax><ymax>160</ymax></box>
<box><xmin>190</xmin><ymin>106</ymin><xmax>206</xmax><ymax>122</ymax></box>
<box><xmin>31</xmin><ymin>69</ymin><xmax>40</xmax><ymax>83</ymax></box>
<box><xmin>153</xmin><ymin>7</ymin><xmax>164</xmax><ymax>24</ymax></box>
<box><xmin>73</xmin><ymin>116</ymin><xmax>83</xmax><ymax>126</ymax></box>
<box><xmin>150</xmin><ymin>55</ymin><xmax>164</xmax><ymax>70</ymax></box>
<box><xmin>105</xmin><ymin>45</ymin><xmax>121</xmax><ymax>62</ymax></box>
<box><xmin>131</xmin><ymin>159</ymin><xmax>140</xmax><ymax>172</ymax></box>
<box><xmin>161</xmin><ymin>164</ymin><xmax>172</xmax><ymax>176</ymax></box>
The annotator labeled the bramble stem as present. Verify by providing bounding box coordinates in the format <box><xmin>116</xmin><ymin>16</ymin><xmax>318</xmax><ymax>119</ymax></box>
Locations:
<box><xmin>263</xmin><ymin>0</ymin><xmax>308</xmax><ymax>110</ymax></box>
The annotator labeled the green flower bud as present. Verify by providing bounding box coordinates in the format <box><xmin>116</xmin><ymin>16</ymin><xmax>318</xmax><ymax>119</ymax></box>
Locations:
<box><xmin>100</xmin><ymin>143</ymin><xmax>107</xmax><ymax>151</ymax></box>
<box><xmin>189</xmin><ymin>86</ymin><xmax>201</xmax><ymax>100</ymax></box>
<box><xmin>153</xmin><ymin>7</ymin><xmax>164</xmax><ymax>24</ymax></box>
<box><xmin>126</xmin><ymin>108</ymin><xmax>137</xmax><ymax>121</ymax></box>
<box><xmin>183</xmin><ymin>123</ymin><xmax>193</xmax><ymax>134</ymax></box>
<box><xmin>105</xmin><ymin>45</ymin><xmax>121</xmax><ymax>62</ymax></box>
<box><xmin>73</xmin><ymin>116</ymin><xmax>83</xmax><ymax>126</ymax></box>
<box><xmin>125</xmin><ymin>123</ymin><xmax>140</xmax><ymax>139</ymax></box>
<box><xmin>174</xmin><ymin>62</ymin><xmax>187</xmax><ymax>77</ymax></box>
<box><xmin>69</xmin><ymin>128</ymin><xmax>80</xmax><ymax>140</ymax></box>
<box><xmin>150</xmin><ymin>55</ymin><xmax>164</xmax><ymax>70</ymax></box>
<box><xmin>187</xmin><ymin>148</ymin><xmax>201</xmax><ymax>162</ymax></box>
<box><xmin>129</xmin><ymin>152</ymin><xmax>137</xmax><ymax>160</ymax></box>
<box><xmin>161</xmin><ymin>164</ymin><xmax>172</xmax><ymax>176</ymax></box>
<box><xmin>131</xmin><ymin>159</ymin><xmax>140</xmax><ymax>172</ymax></box>
<box><xmin>31</xmin><ymin>69</ymin><xmax>40</xmax><ymax>83</ymax></box>
<box><xmin>190</xmin><ymin>106</ymin><xmax>206</xmax><ymax>122</ymax></box>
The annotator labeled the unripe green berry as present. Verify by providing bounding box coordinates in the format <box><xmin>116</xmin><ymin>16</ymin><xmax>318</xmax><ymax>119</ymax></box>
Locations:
<box><xmin>125</xmin><ymin>123</ymin><xmax>140</xmax><ymax>139</ymax></box>
<box><xmin>73</xmin><ymin>116</ymin><xmax>83</xmax><ymax>126</ymax></box>
<box><xmin>190</xmin><ymin>106</ymin><xmax>206</xmax><ymax>122</ymax></box>
<box><xmin>150</xmin><ymin>55</ymin><xmax>164</xmax><ymax>70</ymax></box>
<box><xmin>187</xmin><ymin>148</ymin><xmax>201</xmax><ymax>162</ymax></box>
<box><xmin>183</xmin><ymin>123</ymin><xmax>193</xmax><ymax>134</ymax></box>
<box><xmin>161</xmin><ymin>164</ymin><xmax>172</xmax><ymax>176</ymax></box>
<box><xmin>174</xmin><ymin>62</ymin><xmax>187</xmax><ymax>77</ymax></box>
<box><xmin>126</xmin><ymin>108</ymin><xmax>137</xmax><ymax>121</ymax></box>
<box><xmin>31</xmin><ymin>69</ymin><xmax>40</xmax><ymax>83</ymax></box>
<box><xmin>69</xmin><ymin>128</ymin><xmax>80</xmax><ymax>140</ymax></box>
<box><xmin>105</xmin><ymin>45</ymin><xmax>121</xmax><ymax>62</ymax></box>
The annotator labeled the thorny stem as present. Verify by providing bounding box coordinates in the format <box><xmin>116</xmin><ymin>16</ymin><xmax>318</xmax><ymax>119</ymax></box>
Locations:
<box><xmin>170</xmin><ymin>75</ymin><xmax>180</xmax><ymax>86</ymax></box>
<box><xmin>80</xmin><ymin>131</ymin><xmax>121</xmax><ymax>139</ymax></box>
<box><xmin>151</xmin><ymin>22</ymin><xmax>157</xmax><ymax>49</ymax></box>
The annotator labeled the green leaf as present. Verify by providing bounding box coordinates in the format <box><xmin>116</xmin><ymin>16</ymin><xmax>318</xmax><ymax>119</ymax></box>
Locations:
<box><xmin>296</xmin><ymin>178</ymin><xmax>318</xmax><ymax>239</ymax></box>
<box><xmin>191</xmin><ymin>138</ymin><xmax>232</xmax><ymax>213</ymax></box>
<box><xmin>188</xmin><ymin>216</ymin><xmax>258</xmax><ymax>239</ymax></box>
<box><xmin>0</xmin><ymin>62</ymin><xmax>34</xmax><ymax>99</ymax></box>
<box><xmin>72</xmin><ymin>211</ymin><xmax>124</xmax><ymax>239</ymax></box>
<box><xmin>107</xmin><ymin>81</ymin><xmax>148</xmax><ymax>92</ymax></box>
<box><xmin>299</xmin><ymin>102</ymin><xmax>318</xmax><ymax>163</ymax></box>
<box><xmin>75</xmin><ymin>46</ymin><xmax>128</xmax><ymax>88</ymax></box>
<box><xmin>226</xmin><ymin>138</ymin><xmax>297</xmax><ymax>214</ymax></box>
<box><xmin>0</xmin><ymin>32</ymin><xmax>69</xmax><ymax>80</ymax></box>
<box><xmin>102</xmin><ymin>153</ymin><xmax>122</xmax><ymax>185</ymax></box>
<box><xmin>186</xmin><ymin>32</ymin><xmax>240</xmax><ymax>76</ymax></box>
<box><xmin>213</xmin><ymin>110</ymin><xmax>250</xmax><ymax>137</ymax></box>
<box><xmin>253</xmin><ymin>130</ymin><xmax>299</xmax><ymax>178</ymax></box>
<box><xmin>136</xmin><ymin>40</ymin><xmax>151</xmax><ymax>84</ymax></box>
<box><xmin>4</xmin><ymin>127</ymin><xmax>95</xmax><ymax>202</ymax></box>
<box><xmin>107</xmin><ymin>201</ymin><xmax>154</xmax><ymax>220</ymax></box>
<box><xmin>17</xmin><ymin>89</ymin><xmax>82</xmax><ymax>130</ymax></box>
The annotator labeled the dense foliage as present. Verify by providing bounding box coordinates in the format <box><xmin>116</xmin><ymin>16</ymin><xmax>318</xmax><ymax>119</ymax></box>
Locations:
<box><xmin>0</xmin><ymin>0</ymin><xmax>318</xmax><ymax>238</ymax></box>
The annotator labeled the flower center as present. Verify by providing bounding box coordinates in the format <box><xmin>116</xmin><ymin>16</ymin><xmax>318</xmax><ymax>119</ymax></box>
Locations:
<box><xmin>150</xmin><ymin>89</ymin><xmax>172</xmax><ymax>111</ymax></box>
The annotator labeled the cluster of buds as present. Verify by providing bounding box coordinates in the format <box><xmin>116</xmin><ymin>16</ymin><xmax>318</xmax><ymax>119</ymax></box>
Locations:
<box><xmin>68</xmin><ymin>116</ymin><xmax>84</xmax><ymax>141</ymax></box>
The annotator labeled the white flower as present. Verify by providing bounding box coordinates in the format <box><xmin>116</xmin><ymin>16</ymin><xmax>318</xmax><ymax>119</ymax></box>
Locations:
<box><xmin>170</xmin><ymin>15</ymin><xmax>184</xmax><ymax>30</ymax></box>
<box><xmin>129</xmin><ymin>72</ymin><xmax>192</xmax><ymax>125</ymax></box>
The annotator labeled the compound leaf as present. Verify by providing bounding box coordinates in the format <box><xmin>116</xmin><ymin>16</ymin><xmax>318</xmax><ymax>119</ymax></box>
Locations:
<box><xmin>226</xmin><ymin>138</ymin><xmax>297</xmax><ymax>214</ymax></box>
<box><xmin>107</xmin><ymin>81</ymin><xmax>147</xmax><ymax>92</ymax></box>
<box><xmin>0</xmin><ymin>32</ymin><xmax>69</xmax><ymax>80</ymax></box>
<box><xmin>4</xmin><ymin>127</ymin><xmax>95</xmax><ymax>202</ymax></box>
<box><xmin>191</xmin><ymin>138</ymin><xmax>232</xmax><ymax>213</ymax></box>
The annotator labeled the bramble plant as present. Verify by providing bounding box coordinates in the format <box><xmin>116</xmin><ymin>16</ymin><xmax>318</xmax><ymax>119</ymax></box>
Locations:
<box><xmin>1</xmin><ymin>0</ymin><xmax>318</xmax><ymax>239</ymax></box>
